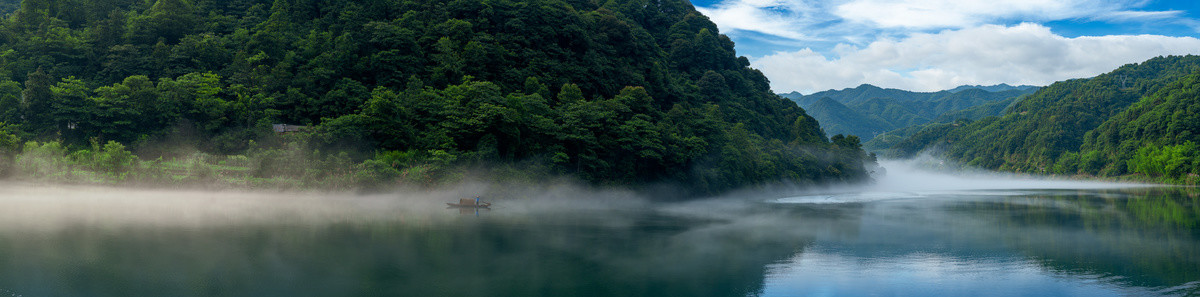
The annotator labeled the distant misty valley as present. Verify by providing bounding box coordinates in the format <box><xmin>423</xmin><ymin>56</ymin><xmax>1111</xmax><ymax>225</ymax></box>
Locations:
<box><xmin>783</xmin><ymin>55</ymin><xmax>1200</xmax><ymax>185</ymax></box>
<box><xmin>780</xmin><ymin>83</ymin><xmax>1040</xmax><ymax>144</ymax></box>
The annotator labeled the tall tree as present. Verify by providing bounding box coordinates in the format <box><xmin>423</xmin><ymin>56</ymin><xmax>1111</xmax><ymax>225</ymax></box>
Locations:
<box><xmin>128</xmin><ymin>0</ymin><xmax>196</xmax><ymax>44</ymax></box>
<box><xmin>0</xmin><ymin>76</ymin><xmax>21</xmax><ymax>124</ymax></box>
<box><xmin>22</xmin><ymin>68</ymin><xmax>52</xmax><ymax>135</ymax></box>
<box><xmin>11</xmin><ymin>0</ymin><xmax>50</xmax><ymax>30</ymax></box>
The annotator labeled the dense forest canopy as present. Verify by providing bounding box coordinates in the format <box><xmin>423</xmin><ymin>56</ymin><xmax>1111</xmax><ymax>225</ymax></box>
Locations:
<box><xmin>0</xmin><ymin>0</ymin><xmax>873</xmax><ymax>194</ymax></box>
<box><xmin>877</xmin><ymin>55</ymin><xmax>1200</xmax><ymax>182</ymax></box>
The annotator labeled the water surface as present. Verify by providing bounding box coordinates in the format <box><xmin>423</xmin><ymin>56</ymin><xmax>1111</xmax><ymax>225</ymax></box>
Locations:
<box><xmin>0</xmin><ymin>179</ymin><xmax>1196</xmax><ymax>296</ymax></box>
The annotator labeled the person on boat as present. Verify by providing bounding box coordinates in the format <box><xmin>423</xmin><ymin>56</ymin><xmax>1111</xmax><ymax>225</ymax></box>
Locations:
<box><xmin>475</xmin><ymin>196</ymin><xmax>481</xmax><ymax>205</ymax></box>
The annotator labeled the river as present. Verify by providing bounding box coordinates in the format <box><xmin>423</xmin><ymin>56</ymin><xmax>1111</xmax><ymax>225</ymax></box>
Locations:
<box><xmin>0</xmin><ymin>163</ymin><xmax>1196</xmax><ymax>296</ymax></box>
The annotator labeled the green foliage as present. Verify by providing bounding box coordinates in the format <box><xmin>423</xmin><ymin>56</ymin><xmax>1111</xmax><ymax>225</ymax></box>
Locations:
<box><xmin>792</xmin><ymin>84</ymin><xmax>1037</xmax><ymax>142</ymax></box>
<box><xmin>879</xmin><ymin>55</ymin><xmax>1200</xmax><ymax>179</ymax></box>
<box><xmin>1051</xmin><ymin>151</ymin><xmax>1079</xmax><ymax>175</ymax></box>
<box><xmin>0</xmin><ymin>80</ymin><xmax>22</xmax><ymax>124</ymax></box>
<box><xmin>932</xmin><ymin>95</ymin><xmax>1023</xmax><ymax>123</ymax></box>
<box><xmin>0</xmin><ymin>123</ymin><xmax>18</xmax><ymax>150</ymax></box>
<box><xmin>14</xmin><ymin>140</ymin><xmax>68</xmax><ymax>178</ymax></box>
<box><xmin>831</xmin><ymin>134</ymin><xmax>862</xmax><ymax>151</ymax></box>
<box><xmin>93</xmin><ymin>140</ymin><xmax>138</xmax><ymax>174</ymax></box>
<box><xmin>805</xmin><ymin>97</ymin><xmax>895</xmax><ymax>142</ymax></box>
<box><xmin>0</xmin><ymin>0</ymin><xmax>874</xmax><ymax>194</ymax></box>
<box><xmin>0</xmin><ymin>123</ymin><xmax>19</xmax><ymax>176</ymax></box>
<box><xmin>21</xmin><ymin>68</ymin><xmax>53</xmax><ymax>135</ymax></box>
<box><xmin>1076</xmin><ymin>73</ymin><xmax>1200</xmax><ymax>178</ymax></box>
<box><xmin>1127</xmin><ymin>142</ymin><xmax>1199</xmax><ymax>179</ymax></box>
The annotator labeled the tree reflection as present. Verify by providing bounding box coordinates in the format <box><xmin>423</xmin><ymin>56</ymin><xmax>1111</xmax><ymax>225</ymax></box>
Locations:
<box><xmin>0</xmin><ymin>208</ymin><xmax>817</xmax><ymax>297</ymax></box>
<box><xmin>951</xmin><ymin>188</ymin><xmax>1200</xmax><ymax>291</ymax></box>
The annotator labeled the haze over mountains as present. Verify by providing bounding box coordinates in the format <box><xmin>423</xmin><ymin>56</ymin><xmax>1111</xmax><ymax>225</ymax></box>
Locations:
<box><xmin>864</xmin><ymin>55</ymin><xmax>1200</xmax><ymax>183</ymax></box>
<box><xmin>779</xmin><ymin>84</ymin><xmax>1040</xmax><ymax>142</ymax></box>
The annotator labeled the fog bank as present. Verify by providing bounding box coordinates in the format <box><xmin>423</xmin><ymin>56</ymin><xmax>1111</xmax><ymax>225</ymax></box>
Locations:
<box><xmin>870</xmin><ymin>159</ymin><xmax>1150</xmax><ymax>192</ymax></box>
<box><xmin>771</xmin><ymin>157</ymin><xmax>1153</xmax><ymax>205</ymax></box>
<box><xmin>0</xmin><ymin>178</ymin><xmax>659</xmax><ymax>231</ymax></box>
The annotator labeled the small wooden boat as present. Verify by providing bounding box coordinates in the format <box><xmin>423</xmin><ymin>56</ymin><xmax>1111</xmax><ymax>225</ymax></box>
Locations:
<box><xmin>447</xmin><ymin>198</ymin><xmax>491</xmax><ymax>208</ymax></box>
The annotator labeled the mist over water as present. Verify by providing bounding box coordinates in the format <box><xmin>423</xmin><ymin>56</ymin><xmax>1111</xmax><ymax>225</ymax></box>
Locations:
<box><xmin>0</xmin><ymin>159</ymin><xmax>1195</xmax><ymax>297</ymax></box>
<box><xmin>0</xmin><ymin>156</ymin><xmax>1148</xmax><ymax>229</ymax></box>
<box><xmin>774</xmin><ymin>158</ymin><xmax>1152</xmax><ymax>205</ymax></box>
<box><xmin>871</xmin><ymin>159</ymin><xmax>1147</xmax><ymax>191</ymax></box>
<box><xmin>0</xmin><ymin>178</ymin><xmax>663</xmax><ymax>234</ymax></box>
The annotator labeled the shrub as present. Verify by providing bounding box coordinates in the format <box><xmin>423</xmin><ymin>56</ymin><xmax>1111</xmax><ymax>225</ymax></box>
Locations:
<box><xmin>0</xmin><ymin>125</ymin><xmax>20</xmax><ymax>176</ymax></box>
<box><xmin>14</xmin><ymin>141</ymin><xmax>70</xmax><ymax>179</ymax></box>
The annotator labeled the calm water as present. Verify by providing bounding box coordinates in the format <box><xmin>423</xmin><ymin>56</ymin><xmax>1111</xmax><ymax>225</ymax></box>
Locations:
<box><xmin>0</xmin><ymin>181</ymin><xmax>1197</xmax><ymax>296</ymax></box>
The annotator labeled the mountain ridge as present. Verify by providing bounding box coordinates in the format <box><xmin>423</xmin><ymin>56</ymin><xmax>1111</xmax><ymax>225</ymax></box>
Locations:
<box><xmin>779</xmin><ymin>83</ymin><xmax>1041</xmax><ymax>102</ymax></box>
<box><xmin>782</xmin><ymin>83</ymin><xmax>1038</xmax><ymax>142</ymax></box>
<box><xmin>873</xmin><ymin>55</ymin><xmax>1200</xmax><ymax>181</ymax></box>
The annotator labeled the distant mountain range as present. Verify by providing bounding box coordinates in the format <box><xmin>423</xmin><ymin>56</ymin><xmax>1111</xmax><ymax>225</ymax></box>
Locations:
<box><xmin>868</xmin><ymin>55</ymin><xmax>1200</xmax><ymax>181</ymax></box>
<box><xmin>779</xmin><ymin>84</ymin><xmax>1040</xmax><ymax>142</ymax></box>
<box><xmin>946</xmin><ymin>84</ymin><xmax>1040</xmax><ymax>93</ymax></box>
<box><xmin>780</xmin><ymin>84</ymin><xmax>1038</xmax><ymax>105</ymax></box>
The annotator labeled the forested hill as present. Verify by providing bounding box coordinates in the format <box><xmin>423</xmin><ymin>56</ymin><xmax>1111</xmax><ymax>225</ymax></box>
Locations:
<box><xmin>803</xmin><ymin>97</ymin><xmax>893</xmax><ymax>142</ymax></box>
<box><xmin>780</xmin><ymin>84</ymin><xmax>1038</xmax><ymax>142</ymax></box>
<box><xmin>0</xmin><ymin>0</ymin><xmax>873</xmax><ymax>194</ymax></box>
<box><xmin>1076</xmin><ymin>72</ymin><xmax>1200</xmax><ymax>179</ymax></box>
<box><xmin>878</xmin><ymin>55</ymin><xmax>1200</xmax><ymax>181</ymax></box>
<box><xmin>782</xmin><ymin>84</ymin><xmax>1036</xmax><ymax>107</ymax></box>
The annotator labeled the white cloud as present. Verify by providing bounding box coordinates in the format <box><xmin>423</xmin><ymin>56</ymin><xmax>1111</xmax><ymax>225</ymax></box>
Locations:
<box><xmin>698</xmin><ymin>0</ymin><xmax>1190</xmax><ymax>40</ymax></box>
<box><xmin>1097</xmin><ymin>10</ymin><xmax>1184</xmax><ymax>21</ymax></box>
<box><xmin>832</xmin><ymin>0</ymin><xmax>1101</xmax><ymax>29</ymax></box>
<box><xmin>695</xmin><ymin>0</ymin><xmax>821</xmax><ymax>40</ymax></box>
<box><xmin>694</xmin><ymin>0</ymin><xmax>1200</xmax><ymax>92</ymax></box>
<box><xmin>753</xmin><ymin>23</ymin><xmax>1200</xmax><ymax>93</ymax></box>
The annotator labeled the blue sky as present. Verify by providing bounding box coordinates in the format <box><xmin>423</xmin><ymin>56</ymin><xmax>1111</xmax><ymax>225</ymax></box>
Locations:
<box><xmin>689</xmin><ymin>0</ymin><xmax>1200</xmax><ymax>93</ymax></box>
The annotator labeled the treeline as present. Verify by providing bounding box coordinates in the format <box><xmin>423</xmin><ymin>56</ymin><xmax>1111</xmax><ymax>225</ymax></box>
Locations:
<box><xmin>0</xmin><ymin>0</ymin><xmax>872</xmax><ymax>194</ymax></box>
<box><xmin>876</xmin><ymin>55</ymin><xmax>1200</xmax><ymax>183</ymax></box>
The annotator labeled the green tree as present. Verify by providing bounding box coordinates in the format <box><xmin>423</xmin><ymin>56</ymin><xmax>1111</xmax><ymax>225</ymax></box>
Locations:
<box><xmin>0</xmin><ymin>80</ymin><xmax>23</xmax><ymax>124</ymax></box>
<box><xmin>0</xmin><ymin>123</ymin><xmax>20</xmax><ymax>176</ymax></box>
<box><xmin>158</xmin><ymin>72</ymin><xmax>226</xmax><ymax>134</ymax></box>
<box><xmin>22</xmin><ymin>68</ymin><xmax>53</xmax><ymax>136</ymax></box>
<box><xmin>49</xmin><ymin>77</ymin><xmax>95</xmax><ymax>144</ymax></box>
<box><xmin>557</xmin><ymin>83</ymin><xmax>584</xmax><ymax>103</ymax></box>
<box><xmin>128</xmin><ymin>0</ymin><xmax>196</xmax><ymax>44</ymax></box>
<box><xmin>1128</xmin><ymin>142</ymin><xmax>1198</xmax><ymax>179</ymax></box>
<box><xmin>11</xmin><ymin>0</ymin><xmax>51</xmax><ymax>29</ymax></box>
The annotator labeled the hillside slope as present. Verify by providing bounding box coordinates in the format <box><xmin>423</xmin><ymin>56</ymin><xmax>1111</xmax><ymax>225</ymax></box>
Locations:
<box><xmin>0</xmin><ymin>0</ymin><xmax>872</xmax><ymax>194</ymax></box>
<box><xmin>879</xmin><ymin>55</ymin><xmax>1200</xmax><ymax>176</ymax></box>
<box><xmin>805</xmin><ymin>97</ymin><xmax>895</xmax><ymax>140</ymax></box>
<box><xmin>787</xmin><ymin>84</ymin><xmax>1037</xmax><ymax>142</ymax></box>
<box><xmin>1074</xmin><ymin>73</ymin><xmax>1200</xmax><ymax>179</ymax></box>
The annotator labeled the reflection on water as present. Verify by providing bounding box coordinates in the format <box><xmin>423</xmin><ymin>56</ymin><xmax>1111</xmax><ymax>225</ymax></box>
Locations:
<box><xmin>0</xmin><ymin>183</ymin><xmax>1197</xmax><ymax>296</ymax></box>
<box><xmin>763</xmin><ymin>187</ymin><xmax>1200</xmax><ymax>296</ymax></box>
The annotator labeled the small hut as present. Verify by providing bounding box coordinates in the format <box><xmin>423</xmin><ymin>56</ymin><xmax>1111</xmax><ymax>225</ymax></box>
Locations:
<box><xmin>272</xmin><ymin>124</ymin><xmax>308</xmax><ymax>134</ymax></box>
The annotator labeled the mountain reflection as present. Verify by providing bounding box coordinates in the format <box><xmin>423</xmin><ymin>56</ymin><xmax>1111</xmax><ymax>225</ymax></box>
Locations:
<box><xmin>760</xmin><ymin>187</ymin><xmax>1199</xmax><ymax>297</ymax></box>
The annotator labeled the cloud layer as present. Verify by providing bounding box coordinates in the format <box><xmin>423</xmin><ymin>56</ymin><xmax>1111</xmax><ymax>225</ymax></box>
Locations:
<box><xmin>695</xmin><ymin>0</ymin><xmax>1200</xmax><ymax>92</ymax></box>
<box><xmin>752</xmin><ymin>23</ymin><xmax>1200</xmax><ymax>92</ymax></box>
<box><xmin>833</xmin><ymin>0</ymin><xmax>1125</xmax><ymax>29</ymax></box>
<box><xmin>695</xmin><ymin>0</ymin><xmax>818</xmax><ymax>40</ymax></box>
